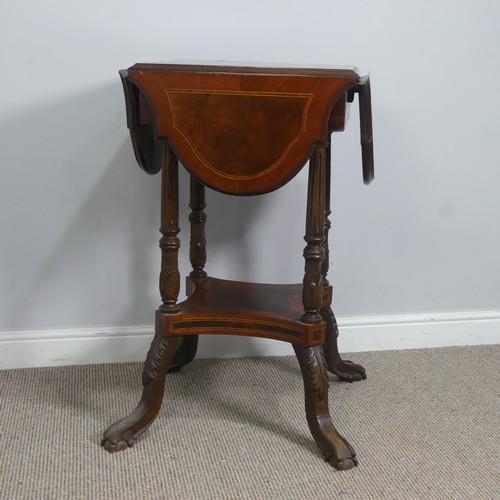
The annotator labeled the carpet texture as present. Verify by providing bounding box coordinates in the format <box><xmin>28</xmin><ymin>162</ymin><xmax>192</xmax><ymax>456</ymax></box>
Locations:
<box><xmin>0</xmin><ymin>345</ymin><xmax>499</xmax><ymax>499</ymax></box>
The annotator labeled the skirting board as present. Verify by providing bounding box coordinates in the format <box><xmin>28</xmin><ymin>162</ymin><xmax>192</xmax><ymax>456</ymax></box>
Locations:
<box><xmin>1</xmin><ymin>310</ymin><xmax>499</xmax><ymax>370</ymax></box>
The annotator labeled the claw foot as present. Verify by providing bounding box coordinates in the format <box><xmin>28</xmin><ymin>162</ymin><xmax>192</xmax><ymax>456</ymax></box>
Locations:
<box><xmin>322</xmin><ymin>307</ymin><xmax>367</xmax><ymax>383</ymax></box>
<box><xmin>101</xmin><ymin>418</ymin><xmax>145</xmax><ymax>453</ymax></box>
<box><xmin>294</xmin><ymin>344</ymin><xmax>360</xmax><ymax>470</ymax></box>
<box><xmin>328</xmin><ymin>455</ymin><xmax>358</xmax><ymax>470</ymax></box>
<box><xmin>330</xmin><ymin>359</ymin><xmax>367</xmax><ymax>383</ymax></box>
<box><xmin>323</xmin><ymin>430</ymin><xmax>358</xmax><ymax>470</ymax></box>
<box><xmin>101</xmin><ymin>436</ymin><xmax>135</xmax><ymax>453</ymax></box>
<box><xmin>101</xmin><ymin>335</ymin><xmax>183</xmax><ymax>453</ymax></box>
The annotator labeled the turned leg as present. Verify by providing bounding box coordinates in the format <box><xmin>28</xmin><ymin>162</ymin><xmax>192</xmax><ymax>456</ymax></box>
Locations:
<box><xmin>321</xmin><ymin>135</ymin><xmax>333</xmax><ymax>290</ymax></box>
<box><xmin>101</xmin><ymin>334</ymin><xmax>183</xmax><ymax>452</ymax></box>
<box><xmin>169</xmin><ymin>176</ymin><xmax>207</xmax><ymax>372</ymax></box>
<box><xmin>188</xmin><ymin>176</ymin><xmax>207</xmax><ymax>281</ymax></box>
<box><xmin>301</xmin><ymin>144</ymin><xmax>326</xmax><ymax>325</ymax></box>
<box><xmin>322</xmin><ymin>136</ymin><xmax>366</xmax><ymax>382</ymax></box>
<box><xmin>158</xmin><ymin>142</ymin><xmax>181</xmax><ymax>315</ymax></box>
<box><xmin>293</xmin><ymin>344</ymin><xmax>357</xmax><ymax>470</ymax></box>
<box><xmin>158</xmin><ymin>143</ymin><xmax>189</xmax><ymax>372</ymax></box>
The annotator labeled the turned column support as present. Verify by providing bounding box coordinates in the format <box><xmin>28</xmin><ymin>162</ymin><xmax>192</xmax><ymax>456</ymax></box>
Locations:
<box><xmin>159</xmin><ymin>142</ymin><xmax>181</xmax><ymax>314</ymax></box>
<box><xmin>321</xmin><ymin>135</ymin><xmax>332</xmax><ymax>287</ymax></box>
<box><xmin>301</xmin><ymin>144</ymin><xmax>326</xmax><ymax>324</ymax></box>
<box><xmin>188</xmin><ymin>176</ymin><xmax>207</xmax><ymax>279</ymax></box>
<box><xmin>164</xmin><ymin>175</ymin><xmax>206</xmax><ymax>373</ymax></box>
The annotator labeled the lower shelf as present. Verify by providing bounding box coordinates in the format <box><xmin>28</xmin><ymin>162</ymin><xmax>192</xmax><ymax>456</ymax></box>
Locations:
<box><xmin>155</xmin><ymin>276</ymin><xmax>332</xmax><ymax>347</ymax></box>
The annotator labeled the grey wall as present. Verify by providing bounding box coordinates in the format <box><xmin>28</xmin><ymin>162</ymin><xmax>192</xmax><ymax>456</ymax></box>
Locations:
<box><xmin>1</xmin><ymin>1</ymin><xmax>499</xmax><ymax>334</ymax></box>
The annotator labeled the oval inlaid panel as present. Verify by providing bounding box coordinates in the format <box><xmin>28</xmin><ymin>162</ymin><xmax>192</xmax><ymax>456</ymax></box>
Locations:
<box><xmin>166</xmin><ymin>90</ymin><xmax>313</xmax><ymax>179</ymax></box>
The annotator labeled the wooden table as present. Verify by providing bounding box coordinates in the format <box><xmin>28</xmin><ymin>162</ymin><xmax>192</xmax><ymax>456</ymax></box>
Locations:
<box><xmin>101</xmin><ymin>62</ymin><xmax>374</xmax><ymax>470</ymax></box>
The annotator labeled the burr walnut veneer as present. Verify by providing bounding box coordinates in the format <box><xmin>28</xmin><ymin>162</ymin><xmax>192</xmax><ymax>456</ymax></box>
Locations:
<box><xmin>101</xmin><ymin>62</ymin><xmax>374</xmax><ymax>470</ymax></box>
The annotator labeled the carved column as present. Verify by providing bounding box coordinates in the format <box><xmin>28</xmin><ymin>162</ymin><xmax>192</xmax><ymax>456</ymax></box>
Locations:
<box><xmin>159</xmin><ymin>142</ymin><xmax>180</xmax><ymax>314</ymax></box>
<box><xmin>188</xmin><ymin>176</ymin><xmax>207</xmax><ymax>279</ymax></box>
<box><xmin>301</xmin><ymin>144</ymin><xmax>326</xmax><ymax>324</ymax></box>
<box><xmin>321</xmin><ymin>136</ymin><xmax>332</xmax><ymax>287</ymax></box>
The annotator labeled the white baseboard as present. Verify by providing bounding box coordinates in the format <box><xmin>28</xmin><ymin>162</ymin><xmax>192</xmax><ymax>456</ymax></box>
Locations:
<box><xmin>1</xmin><ymin>310</ymin><xmax>499</xmax><ymax>370</ymax></box>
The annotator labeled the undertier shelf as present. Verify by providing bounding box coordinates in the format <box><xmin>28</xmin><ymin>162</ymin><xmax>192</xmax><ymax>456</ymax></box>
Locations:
<box><xmin>155</xmin><ymin>277</ymin><xmax>333</xmax><ymax>347</ymax></box>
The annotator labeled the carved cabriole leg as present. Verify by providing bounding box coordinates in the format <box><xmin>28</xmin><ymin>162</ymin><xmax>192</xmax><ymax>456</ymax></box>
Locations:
<box><xmin>301</xmin><ymin>144</ymin><xmax>326</xmax><ymax>325</ymax></box>
<box><xmin>101</xmin><ymin>334</ymin><xmax>183</xmax><ymax>452</ymax></box>
<box><xmin>321</xmin><ymin>136</ymin><xmax>366</xmax><ymax>382</ymax></box>
<box><xmin>102</xmin><ymin>141</ymin><xmax>185</xmax><ymax>452</ymax></box>
<box><xmin>169</xmin><ymin>176</ymin><xmax>207</xmax><ymax>372</ymax></box>
<box><xmin>293</xmin><ymin>344</ymin><xmax>357</xmax><ymax>470</ymax></box>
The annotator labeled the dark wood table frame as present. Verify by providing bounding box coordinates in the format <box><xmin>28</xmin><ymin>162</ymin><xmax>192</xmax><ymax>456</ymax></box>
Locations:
<box><xmin>101</xmin><ymin>62</ymin><xmax>374</xmax><ymax>470</ymax></box>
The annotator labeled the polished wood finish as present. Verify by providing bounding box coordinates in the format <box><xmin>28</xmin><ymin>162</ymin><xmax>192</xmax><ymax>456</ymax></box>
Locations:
<box><xmin>322</xmin><ymin>305</ymin><xmax>367</xmax><ymax>382</ymax></box>
<box><xmin>320</xmin><ymin>136</ymin><xmax>366</xmax><ymax>382</ymax></box>
<box><xmin>103</xmin><ymin>62</ymin><xmax>374</xmax><ymax>470</ymax></box>
<box><xmin>188</xmin><ymin>177</ymin><xmax>207</xmax><ymax>280</ymax></box>
<box><xmin>158</xmin><ymin>143</ymin><xmax>181</xmax><ymax>314</ymax></box>
<box><xmin>101</xmin><ymin>334</ymin><xmax>183</xmax><ymax>451</ymax></box>
<box><xmin>348</xmin><ymin>76</ymin><xmax>374</xmax><ymax>184</ymax></box>
<box><xmin>301</xmin><ymin>144</ymin><xmax>327</xmax><ymax>325</ymax></box>
<box><xmin>121</xmin><ymin>63</ymin><xmax>372</xmax><ymax>194</ymax></box>
<box><xmin>155</xmin><ymin>277</ymin><xmax>329</xmax><ymax>346</ymax></box>
<box><xmin>293</xmin><ymin>344</ymin><xmax>358</xmax><ymax>469</ymax></box>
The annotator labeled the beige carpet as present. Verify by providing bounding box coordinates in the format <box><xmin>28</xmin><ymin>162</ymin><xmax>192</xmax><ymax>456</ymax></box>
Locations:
<box><xmin>1</xmin><ymin>345</ymin><xmax>499</xmax><ymax>499</ymax></box>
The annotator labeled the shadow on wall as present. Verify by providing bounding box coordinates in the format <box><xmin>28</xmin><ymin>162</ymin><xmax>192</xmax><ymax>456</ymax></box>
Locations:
<box><xmin>0</xmin><ymin>83</ymin><xmax>267</xmax><ymax>333</ymax></box>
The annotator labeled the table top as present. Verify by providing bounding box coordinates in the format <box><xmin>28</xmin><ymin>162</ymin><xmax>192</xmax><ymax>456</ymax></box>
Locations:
<box><xmin>121</xmin><ymin>62</ymin><xmax>372</xmax><ymax>194</ymax></box>
<box><xmin>130</xmin><ymin>60</ymin><xmax>360</xmax><ymax>78</ymax></box>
